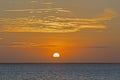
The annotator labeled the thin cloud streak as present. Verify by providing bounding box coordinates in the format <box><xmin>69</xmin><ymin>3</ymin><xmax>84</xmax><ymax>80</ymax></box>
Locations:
<box><xmin>30</xmin><ymin>0</ymin><xmax>38</xmax><ymax>3</ymax></box>
<box><xmin>0</xmin><ymin>41</ymin><xmax>69</xmax><ymax>48</ymax></box>
<box><xmin>87</xmin><ymin>46</ymin><xmax>110</xmax><ymax>48</ymax></box>
<box><xmin>5</xmin><ymin>8</ymin><xmax>70</xmax><ymax>13</ymax></box>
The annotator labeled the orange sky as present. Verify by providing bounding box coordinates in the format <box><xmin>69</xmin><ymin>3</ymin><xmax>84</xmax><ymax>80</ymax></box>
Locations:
<box><xmin>0</xmin><ymin>0</ymin><xmax>120</xmax><ymax>63</ymax></box>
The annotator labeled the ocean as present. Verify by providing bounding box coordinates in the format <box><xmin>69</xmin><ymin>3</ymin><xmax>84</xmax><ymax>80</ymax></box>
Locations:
<box><xmin>0</xmin><ymin>63</ymin><xmax>120</xmax><ymax>80</ymax></box>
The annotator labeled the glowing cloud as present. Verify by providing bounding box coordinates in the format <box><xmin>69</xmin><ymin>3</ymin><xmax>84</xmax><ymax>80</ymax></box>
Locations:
<box><xmin>30</xmin><ymin>0</ymin><xmax>38</xmax><ymax>3</ymax></box>
<box><xmin>0</xmin><ymin>9</ymin><xmax>117</xmax><ymax>33</ymax></box>
<box><xmin>5</xmin><ymin>8</ymin><xmax>70</xmax><ymax>14</ymax></box>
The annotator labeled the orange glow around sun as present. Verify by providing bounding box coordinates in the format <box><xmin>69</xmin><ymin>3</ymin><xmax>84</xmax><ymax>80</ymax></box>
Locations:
<box><xmin>53</xmin><ymin>52</ymin><xmax>60</xmax><ymax>58</ymax></box>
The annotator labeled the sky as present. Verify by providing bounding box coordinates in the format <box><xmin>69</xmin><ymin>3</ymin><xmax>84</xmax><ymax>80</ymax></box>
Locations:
<box><xmin>0</xmin><ymin>0</ymin><xmax>120</xmax><ymax>63</ymax></box>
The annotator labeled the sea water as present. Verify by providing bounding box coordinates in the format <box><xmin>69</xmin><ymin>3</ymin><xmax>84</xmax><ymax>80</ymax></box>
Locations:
<box><xmin>0</xmin><ymin>64</ymin><xmax>120</xmax><ymax>80</ymax></box>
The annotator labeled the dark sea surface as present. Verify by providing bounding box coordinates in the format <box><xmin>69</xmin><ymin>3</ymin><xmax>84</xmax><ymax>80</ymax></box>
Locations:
<box><xmin>0</xmin><ymin>63</ymin><xmax>120</xmax><ymax>80</ymax></box>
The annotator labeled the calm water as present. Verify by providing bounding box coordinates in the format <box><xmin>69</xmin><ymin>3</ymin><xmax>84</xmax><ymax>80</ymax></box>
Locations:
<box><xmin>0</xmin><ymin>64</ymin><xmax>120</xmax><ymax>80</ymax></box>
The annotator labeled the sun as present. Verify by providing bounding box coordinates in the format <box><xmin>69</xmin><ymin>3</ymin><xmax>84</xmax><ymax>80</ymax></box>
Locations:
<box><xmin>53</xmin><ymin>52</ymin><xmax>60</xmax><ymax>58</ymax></box>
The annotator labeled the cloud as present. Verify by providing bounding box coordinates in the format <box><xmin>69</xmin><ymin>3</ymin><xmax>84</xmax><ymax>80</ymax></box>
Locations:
<box><xmin>0</xmin><ymin>9</ymin><xmax>117</xmax><ymax>33</ymax></box>
<box><xmin>0</xmin><ymin>41</ymin><xmax>52</xmax><ymax>48</ymax></box>
<box><xmin>30</xmin><ymin>0</ymin><xmax>53</xmax><ymax>5</ymax></box>
<box><xmin>93</xmin><ymin>9</ymin><xmax>117</xmax><ymax>21</ymax></box>
<box><xmin>41</xmin><ymin>2</ymin><xmax>54</xmax><ymax>5</ymax></box>
<box><xmin>30</xmin><ymin>0</ymin><xmax>38</xmax><ymax>3</ymax></box>
<box><xmin>8</xmin><ymin>42</ymin><xmax>57</xmax><ymax>48</ymax></box>
<box><xmin>87</xmin><ymin>46</ymin><xmax>109</xmax><ymax>48</ymax></box>
<box><xmin>0</xmin><ymin>38</ymin><xmax>3</xmax><ymax>40</ymax></box>
<box><xmin>0</xmin><ymin>39</ymin><xmax>72</xmax><ymax>48</ymax></box>
<box><xmin>5</xmin><ymin>8</ymin><xmax>70</xmax><ymax>14</ymax></box>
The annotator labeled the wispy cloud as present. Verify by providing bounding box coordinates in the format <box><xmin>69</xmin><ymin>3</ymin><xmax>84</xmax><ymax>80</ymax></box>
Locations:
<box><xmin>30</xmin><ymin>0</ymin><xmax>53</xmax><ymax>5</ymax></box>
<box><xmin>93</xmin><ymin>9</ymin><xmax>117</xmax><ymax>21</ymax></box>
<box><xmin>8</xmin><ymin>41</ymin><xmax>59</xmax><ymax>48</ymax></box>
<box><xmin>9</xmin><ymin>42</ymin><xmax>110</xmax><ymax>49</ymax></box>
<box><xmin>41</xmin><ymin>2</ymin><xmax>54</xmax><ymax>5</ymax></box>
<box><xmin>0</xmin><ymin>37</ymin><xmax>3</xmax><ymax>40</ymax></box>
<box><xmin>0</xmin><ymin>9</ymin><xmax>117</xmax><ymax>33</ymax></box>
<box><xmin>5</xmin><ymin>8</ymin><xmax>70</xmax><ymax>14</ymax></box>
<box><xmin>30</xmin><ymin>0</ymin><xmax>38</xmax><ymax>3</ymax></box>
<box><xmin>87</xmin><ymin>46</ymin><xmax>110</xmax><ymax>48</ymax></box>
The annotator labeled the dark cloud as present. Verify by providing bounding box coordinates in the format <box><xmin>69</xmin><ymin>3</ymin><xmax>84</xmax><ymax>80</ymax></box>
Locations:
<box><xmin>87</xmin><ymin>46</ymin><xmax>110</xmax><ymax>48</ymax></box>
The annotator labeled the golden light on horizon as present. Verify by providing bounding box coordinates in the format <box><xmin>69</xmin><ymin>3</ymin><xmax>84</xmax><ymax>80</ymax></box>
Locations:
<box><xmin>53</xmin><ymin>52</ymin><xmax>60</xmax><ymax>58</ymax></box>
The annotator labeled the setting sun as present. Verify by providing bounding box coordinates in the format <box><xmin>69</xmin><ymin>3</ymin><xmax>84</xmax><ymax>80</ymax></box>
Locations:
<box><xmin>53</xmin><ymin>52</ymin><xmax>60</xmax><ymax>58</ymax></box>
